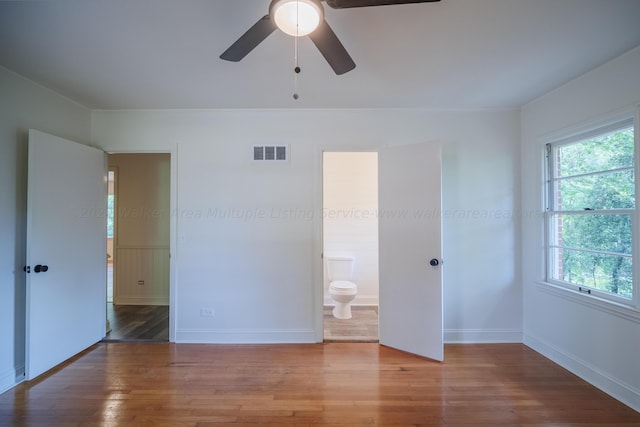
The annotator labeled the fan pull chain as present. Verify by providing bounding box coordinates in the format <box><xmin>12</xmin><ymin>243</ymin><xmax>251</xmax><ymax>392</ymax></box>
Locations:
<box><xmin>293</xmin><ymin>37</ymin><xmax>300</xmax><ymax>100</ymax></box>
<box><xmin>293</xmin><ymin>0</ymin><xmax>300</xmax><ymax>100</ymax></box>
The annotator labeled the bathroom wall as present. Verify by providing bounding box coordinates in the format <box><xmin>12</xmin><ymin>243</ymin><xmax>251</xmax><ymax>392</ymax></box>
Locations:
<box><xmin>323</xmin><ymin>152</ymin><xmax>379</xmax><ymax>305</ymax></box>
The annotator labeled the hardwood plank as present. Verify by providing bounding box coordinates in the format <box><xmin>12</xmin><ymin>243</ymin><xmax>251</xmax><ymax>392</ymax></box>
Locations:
<box><xmin>1</xmin><ymin>343</ymin><xmax>639</xmax><ymax>426</ymax></box>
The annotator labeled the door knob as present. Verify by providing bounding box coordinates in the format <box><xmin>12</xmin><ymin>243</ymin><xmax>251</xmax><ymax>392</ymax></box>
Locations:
<box><xmin>429</xmin><ymin>258</ymin><xmax>439</xmax><ymax>267</ymax></box>
<box><xmin>34</xmin><ymin>264</ymin><xmax>49</xmax><ymax>273</ymax></box>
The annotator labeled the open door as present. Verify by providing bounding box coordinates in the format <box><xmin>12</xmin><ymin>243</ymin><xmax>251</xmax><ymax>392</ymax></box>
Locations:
<box><xmin>378</xmin><ymin>141</ymin><xmax>443</xmax><ymax>361</ymax></box>
<box><xmin>25</xmin><ymin>130</ymin><xmax>106</xmax><ymax>380</ymax></box>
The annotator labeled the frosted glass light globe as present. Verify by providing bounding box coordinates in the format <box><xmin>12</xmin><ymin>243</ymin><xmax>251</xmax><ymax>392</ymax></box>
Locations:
<box><xmin>272</xmin><ymin>0</ymin><xmax>323</xmax><ymax>37</ymax></box>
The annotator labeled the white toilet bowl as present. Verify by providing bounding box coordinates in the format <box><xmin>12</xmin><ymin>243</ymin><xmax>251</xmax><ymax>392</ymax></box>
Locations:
<box><xmin>326</xmin><ymin>256</ymin><xmax>358</xmax><ymax>319</ymax></box>
<box><xmin>329</xmin><ymin>280</ymin><xmax>357</xmax><ymax>319</ymax></box>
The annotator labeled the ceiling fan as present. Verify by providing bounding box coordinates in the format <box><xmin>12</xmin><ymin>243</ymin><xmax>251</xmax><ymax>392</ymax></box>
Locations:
<box><xmin>220</xmin><ymin>0</ymin><xmax>441</xmax><ymax>75</ymax></box>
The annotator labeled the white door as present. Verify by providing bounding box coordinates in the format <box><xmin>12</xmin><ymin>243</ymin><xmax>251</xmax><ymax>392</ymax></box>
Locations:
<box><xmin>26</xmin><ymin>130</ymin><xmax>106</xmax><ymax>380</ymax></box>
<box><xmin>378</xmin><ymin>141</ymin><xmax>443</xmax><ymax>361</ymax></box>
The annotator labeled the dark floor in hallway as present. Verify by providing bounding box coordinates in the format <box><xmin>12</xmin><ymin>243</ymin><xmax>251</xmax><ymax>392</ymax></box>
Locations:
<box><xmin>104</xmin><ymin>304</ymin><xmax>169</xmax><ymax>342</ymax></box>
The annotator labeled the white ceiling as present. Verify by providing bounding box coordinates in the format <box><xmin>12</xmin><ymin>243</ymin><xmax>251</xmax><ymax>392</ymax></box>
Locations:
<box><xmin>1</xmin><ymin>0</ymin><xmax>639</xmax><ymax>110</ymax></box>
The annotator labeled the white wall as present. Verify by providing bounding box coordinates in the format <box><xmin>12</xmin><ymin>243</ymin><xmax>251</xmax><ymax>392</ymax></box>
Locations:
<box><xmin>323</xmin><ymin>152</ymin><xmax>379</xmax><ymax>306</ymax></box>
<box><xmin>0</xmin><ymin>67</ymin><xmax>91</xmax><ymax>393</ymax></box>
<box><xmin>0</xmin><ymin>66</ymin><xmax>521</xmax><ymax>393</ymax></box>
<box><xmin>521</xmin><ymin>46</ymin><xmax>640</xmax><ymax>411</ymax></box>
<box><xmin>92</xmin><ymin>107</ymin><xmax>521</xmax><ymax>344</ymax></box>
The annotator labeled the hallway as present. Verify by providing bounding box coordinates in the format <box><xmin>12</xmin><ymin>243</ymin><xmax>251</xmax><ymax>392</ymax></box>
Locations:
<box><xmin>104</xmin><ymin>304</ymin><xmax>168</xmax><ymax>342</ymax></box>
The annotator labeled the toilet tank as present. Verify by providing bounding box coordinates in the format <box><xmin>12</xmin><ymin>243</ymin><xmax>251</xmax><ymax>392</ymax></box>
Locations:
<box><xmin>326</xmin><ymin>256</ymin><xmax>354</xmax><ymax>282</ymax></box>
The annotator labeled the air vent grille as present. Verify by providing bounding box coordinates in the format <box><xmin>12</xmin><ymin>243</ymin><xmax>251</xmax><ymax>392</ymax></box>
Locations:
<box><xmin>253</xmin><ymin>145</ymin><xmax>288</xmax><ymax>162</ymax></box>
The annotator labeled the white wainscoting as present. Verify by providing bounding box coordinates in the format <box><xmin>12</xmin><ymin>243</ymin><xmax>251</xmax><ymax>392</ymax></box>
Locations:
<box><xmin>114</xmin><ymin>246</ymin><xmax>169</xmax><ymax>305</ymax></box>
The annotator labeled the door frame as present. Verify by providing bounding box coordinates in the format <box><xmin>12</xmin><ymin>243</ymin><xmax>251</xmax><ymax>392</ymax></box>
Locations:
<box><xmin>104</xmin><ymin>148</ymin><xmax>178</xmax><ymax>342</ymax></box>
<box><xmin>314</xmin><ymin>145</ymin><xmax>380</xmax><ymax>342</ymax></box>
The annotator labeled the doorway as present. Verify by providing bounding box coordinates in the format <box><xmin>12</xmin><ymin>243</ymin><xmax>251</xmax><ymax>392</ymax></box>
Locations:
<box><xmin>322</xmin><ymin>151</ymin><xmax>379</xmax><ymax>342</ymax></box>
<box><xmin>103</xmin><ymin>153</ymin><xmax>170</xmax><ymax>342</ymax></box>
<box><xmin>318</xmin><ymin>142</ymin><xmax>444</xmax><ymax>360</ymax></box>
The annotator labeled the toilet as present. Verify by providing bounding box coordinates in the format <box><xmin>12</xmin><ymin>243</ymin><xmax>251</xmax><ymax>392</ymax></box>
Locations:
<box><xmin>326</xmin><ymin>256</ymin><xmax>358</xmax><ymax>319</ymax></box>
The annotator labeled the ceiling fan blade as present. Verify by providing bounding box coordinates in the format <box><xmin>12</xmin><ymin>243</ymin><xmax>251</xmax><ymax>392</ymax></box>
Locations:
<box><xmin>220</xmin><ymin>15</ymin><xmax>276</xmax><ymax>62</ymax></box>
<box><xmin>308</xmin><ymin>19</ymin><xmax>355</xmax><ymax>75</ymax></box>
<box><xmin>326</xmin><ymin>0</ymin><xmax>440</xmax><ymax>8</ymax></box>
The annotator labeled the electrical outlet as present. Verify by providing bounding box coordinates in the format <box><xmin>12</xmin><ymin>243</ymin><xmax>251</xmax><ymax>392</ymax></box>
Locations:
<box><xmin>137</xmin><ymin>280</ymin><xmax>144</xmax><ymax>286</ymax></box>
<box><xmin>200</xmin><ymin>308</ymin><xmax>215</xmax><ymax>317</ymax></box>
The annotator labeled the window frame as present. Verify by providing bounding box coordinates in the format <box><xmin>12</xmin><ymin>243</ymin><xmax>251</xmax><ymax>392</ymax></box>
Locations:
<box><xmin>543</xmin><ymin>115</ymin><xmax>638</xmax><ymax>309</ymax></box>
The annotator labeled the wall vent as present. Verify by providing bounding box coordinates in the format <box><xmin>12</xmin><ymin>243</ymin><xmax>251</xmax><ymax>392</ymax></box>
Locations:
<box><xmin>253</xmin><ymin>145</ymin><xmax>288</xmax><ymax>162</ymax></box>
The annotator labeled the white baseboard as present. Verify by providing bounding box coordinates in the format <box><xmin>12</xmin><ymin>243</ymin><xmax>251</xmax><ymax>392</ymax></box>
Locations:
<box><xmin>113</xmin><ymin>297</ymin><xmax>169</xmax><ymax>306</ymax></box>
<box><xmin>524</xmin><ymin>333</ymin><xmax>640</xmax><ymax>413</ymax></box>
<box><xmin>323</xmin><ymin>296</ymin><xmax>379</xmax><ymax>306</ymax></box>
<box><xmin>444</xmin><ymin>328</ymin><xmax>522</xmax><ymax>343</ymax></box>
<box><xmin>0</xmin><ymin>366</ymin><xmax>22</xmax><ymax>395</ymax></box>
<box><xmin>175</xmin><ymin>328</ymin><xmax>317</xmax><ymax>344</ymax></box>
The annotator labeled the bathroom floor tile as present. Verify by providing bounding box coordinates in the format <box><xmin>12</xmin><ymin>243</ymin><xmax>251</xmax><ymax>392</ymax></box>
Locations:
<box><xmin>323</xmin><ymin>305</ymin><xmax>378</xmax><ymax>342</ymax></box>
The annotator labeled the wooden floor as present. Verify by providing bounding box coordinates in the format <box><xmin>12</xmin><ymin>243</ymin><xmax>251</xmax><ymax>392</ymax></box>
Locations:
<box><xmin>323</xmin><ymin>305</ymin><xmax>378</xmax><ymax>342</ymax></box>
<box><xmin>104</xmin><ymin>304</ymin><xmax>169</xmax><ymax>342</ymax></box>
<box><xmin>2</xmin><ymin>343</ymin><xmax>639</xmax><ymax>426</ymax></box>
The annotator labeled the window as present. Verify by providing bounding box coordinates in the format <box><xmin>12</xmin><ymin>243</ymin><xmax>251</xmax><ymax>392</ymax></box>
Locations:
<box><xmin>107</xmin><ymin>169</ymin><xmax>115</xmax><ymax>238</ymax></box>
<box><xmin>545</xmin><ymin>118</ymin><xmax>636</xmax><ymax>304</ymax></box>
<box><xmin>107</xmin><ymin>194</ymin><xmax>115</xmax><ymax>238</ymax></box>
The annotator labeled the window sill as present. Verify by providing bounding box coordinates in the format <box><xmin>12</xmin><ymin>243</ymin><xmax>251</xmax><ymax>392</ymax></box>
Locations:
<box><xmin>534</xmin><ymin>281</ymin><xmax>640</xmax><ymax>324</ymax></box>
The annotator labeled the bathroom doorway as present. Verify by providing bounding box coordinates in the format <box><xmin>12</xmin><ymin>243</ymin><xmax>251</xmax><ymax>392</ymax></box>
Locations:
<box><xmin>322</xmin><ymin>151</ymin><xmax>379</xmax><ymax>342</ymax></box>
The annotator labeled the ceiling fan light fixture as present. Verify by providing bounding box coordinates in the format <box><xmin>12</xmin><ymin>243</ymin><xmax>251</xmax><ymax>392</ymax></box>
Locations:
<box><xmin>270</xmin><ymin>0</ymin><xmax>324</xmax><ymax>37</ymax></box>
